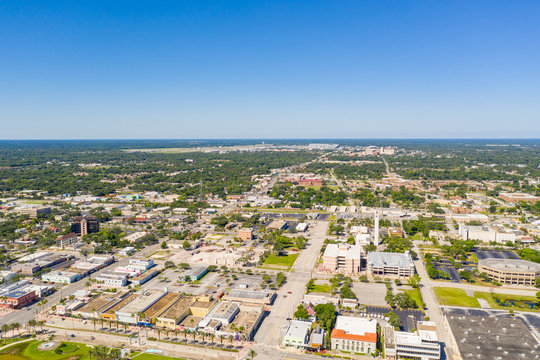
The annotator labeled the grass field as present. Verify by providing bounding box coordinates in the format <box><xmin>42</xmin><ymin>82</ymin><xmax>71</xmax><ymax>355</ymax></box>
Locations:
<box><xmin>404</xmin><ymin>288</ymin><xmax>425</xmax><ymax>309</ymax></box>
<box><xmin>0</xmin><ymin>341</ymin><xmax>91</xmax><ymax>360</ymax></box>
<box><xmin>474</xmin><ymin>291</ymin><xmax>539</xmax><ymax>312</ymax></box>
<box><xmin>0</xmin><ymin>341</ymin><xmax>182</xmax><ymax>360</ymax></box>
<box><xmin>434</xmin><ymin>287</ymin><xmax>480</xmax><ymax>308</ymax></box>
<box><xmin>261</xmin><ymin>253</ymin><xmax>299</xmax><ymax>270</ymax></box>
<box><xmin>307</xmin><ymin>284</ymin><xmax>332</xmax><ymax>293</ymax></box>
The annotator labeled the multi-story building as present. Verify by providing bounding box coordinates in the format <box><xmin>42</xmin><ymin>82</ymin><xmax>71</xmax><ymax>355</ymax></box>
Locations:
<box><xmin>331</xmin><ymin>316</ymin><xmax>377</xmax><ymax>354</ymax></box>
<box><xmin>42</xmin><ymin>271</ymin><xmax>80</xmax><ymax>284</ymax></box>
<box><xmin>478</xmin><ymin>258</ymin><xmax>540</xmax><ymax>286</ymax></box>
<box><xmin>18</xmin><ymin>206</ymin><xmax>51</xmax><ymax>218</ymax></box>
<box><xmin>499</xmin><ymin>192</ymin><xmax>539</xmax><ymax>204</ymax></box>
<box><xmin>367</xmin><ymin>252</ymin><xmax>415</xmax><ymax>277</ymax></box>
<box><xmin>71</xmin><ymin>215</ymin><xmax>100</xmax><ymax>236</ymax></box>
<box><xmin>387</xmin><ymin>321</ymin><xmax>441</xmax><ymax>360</ymax></box>
<box><xmin>56</xmin><ymin>233</ymin><xmax>80</xmax><ymax>248</ymax></box>
<box><xmin>459</xmin><ymin>224</ymin><xmax>516</xmax><ymax>243</ymax></box>
<box><xmin>0</xmin><ymin>290</ymin><xmax>38</xmax><ymax>309</ymax></box>
<box><xmin>322</xmin><ymin>244</ymin><xmax>362</xmax><ymax>274</ymax></box>
<box><xmin>238</xmin><ymin>228</ymin><xmax>253</xmax><ymax>241</ymax></box>
<box><xmin>282</xmin><ymin>320</ymin><xmax>312</xmax><ymax>348</ymax></box>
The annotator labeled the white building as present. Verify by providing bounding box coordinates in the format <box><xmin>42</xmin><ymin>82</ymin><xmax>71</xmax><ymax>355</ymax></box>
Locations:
<box><xmin>458</xmin><ymin>224</ymin><xmax>516</xmax><ymax>243</ymax></box>
<box><xmin>331</xmin><ymin>316</ymin><xmax>377</xmax><ymax>354</ymax></box>
<box><xmin>367</xmin><ymin>252</ymin><xmax>415</xmax><ymax>277</ymax></box>
<box><xmin>391</xmin><ymin>321</ymin><xmax>440</xmax><ymax>360</ymax></box>
<box><xmin>296</xmin><ymin>223</ymin><xmax>309</xmax><ymax>232</ymax></box>
<box><xmin>124</xmin><ymin>231</ymin><xmax>148</xmax><ymax>243</ymax></box>
<box><xmin>42</xmin><ymin>271</ymin><xmax>80</xmax><ymax>284</ymax></box>
<box><xmin>95</xmin><ymin>272</ymin><xmax>128</xmax><ymax>287</ymax></box>
<box><xmin>282</xmin><ymin>320</ymin><xmax>312</xmax><ymax>348</ymax></box>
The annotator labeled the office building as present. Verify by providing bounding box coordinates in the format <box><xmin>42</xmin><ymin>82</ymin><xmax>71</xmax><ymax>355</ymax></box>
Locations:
<box><xmin>282</xmin><ymin>320</ymin><xmax>312</xmax><ymax>348</ymax></box>
<box><xmin>322</xmin><ymin>244</ymin><xmax>362</xmax><ymax>274</ymax></box>
<box><xmin>331</xmin><ymin>316</ymin><xmax>377</xmax><ymax>354</ymax></box>
<box><xmin>56</xmin><ymin>233</ymin><xmax>80</xmax><ymax>248</ymax></box>
<box><xmin>367</xmin><ymin>252</ymin><xmax>415</xmax><ymax>277</ymax></box>
<box><xmin>478</xmin><ymin>258</ymin><xmax>540</xmax><ymax>286</ymax></box>
<box><xmin>238</xmin><ymin>228</ymin><xmax>254</xmax><ymax>241</ymax></box>
<box><xmin>71</xmin><ymin>215</ymin><xmax>99</xmax><ymax>236</ymax></box>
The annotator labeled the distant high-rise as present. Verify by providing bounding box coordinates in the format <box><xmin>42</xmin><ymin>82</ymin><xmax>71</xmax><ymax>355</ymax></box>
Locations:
<box><xmin>373</xmin><ymin>211</ymin><xmax>380</xmax><ymax>245</ymax></box>
<box><xmin>71</xmin><ymin>215</ymin><xmax>99</xmax><ymax>236</ymax></box>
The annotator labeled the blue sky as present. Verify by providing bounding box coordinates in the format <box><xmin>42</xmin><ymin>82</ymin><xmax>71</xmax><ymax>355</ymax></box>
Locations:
<box><xmin>1</xmin><ymin>1</ymin><xmax>539</xmax><ymax>139</ymax></box>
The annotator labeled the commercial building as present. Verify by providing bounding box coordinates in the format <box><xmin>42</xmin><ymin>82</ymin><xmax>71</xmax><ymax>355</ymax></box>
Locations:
<box><xmin>100</xmin><ymin>294</ymin><xmax>138</xmax><ymax>320</ymax></box>
<box><xmin>42</xmin><ymin>271</ymin><xmax>80</xmax><ymax>284</ymax></box>
<box><xmin>95</xmin><ymin>272</ymin><xmax>129</xmax><ymax>287</ymax></box>
<box><xmin>139</xmin><ymin>292</ymin><xmax>181</xmax><ymax>325</ymax></box>
<box><xmin>282</xmin><ymin>320</ymin><xmax>312</xmax><ymax>348</ymax></box>
<box><xmin>387</xmin><ymin>321</ymin><xmax>440</xmax><ymax>360</ymax></box>
<box><xmin>124</xmin><ymin>231</ymin><xmax>148</xmax><ymax>243</ymax></box>
<box><xmin>155</xmin><ymin>295</ymin><xmax>195</xmax><ymax>329</ymax></box>
<box><xmin>367</xmin><ymin>252</ymin><xmax>415</xmax><ymax>277</ymax></box>
<box><xmin>74</xmin><ymin>292</ymin><xmax>126</xmax><ymax>319</ymax></box>
<box><xmin>119</xmin><ymin>247</ymin><xmax>135</xmax><ymax>256</ymax></box>
<box><xmin>238</xmin><ymin>228</ymin><xmax>254</xmax><ymax>241</ymax></box>
<box><xmin>0</xmin><ymin>290</ymin><xmax>38</xmax><ymax>309</ymax></box>
<box><xmin>203</xmin><ymin>301</ymin><xmax>240</xmax><ymax>326</ymax></box>
<box><xmin>331</xmin><ymin>316</ymin><xmax>377</xmax><ymax>354</ymax></box>
<box><xmin>478</xmin><ymin>258</ymin><xmax>540</xmax><ymax>286</ymax></box>
<box><xmin>458</xmin><ymin>224</ymin><xmax>516</xmax><ymax>243</ymax></box>
<box><xmin>71</xmin><ymin>215</ymin><xmax>100</xmax><ymax>236</ymax></box>
<box><xmin>499</xmin><ymin>192</ymin><xmax>539</xmax><ymax>204</ymax></box>
<box><xmin>11</xmin><ymin>253</ymin><xmax>69</xmax><ymax>275</ymax></box>
<box><xmin>18</xmin><ymin>205</ymin><xmax>51</xmax><ymax>218</ymax></box>
<box><xmin>223</xmin><ymin>289</ymin><xmax>276</xmax><ymax>305</ymax></box>
<box><xmin>56</xmin><ymin>233</ymin><xmax>81</xmax><ymax>248</ymax></box>
<box><xmin>116</xmin><ymin>290</ymin><xmax>166</xmax><ymax>324</ymax></box>
<box><xmin>184</xmin><ymin>265</ymin><xmax>209</xmax><ymax>281</ymax></box>
<box><xmin>130</xmin><ymin>268</ymin><xmax>159</xmax><ymax>285</ymax></box>
<box><xmin>322</xmin><ymin>244</ymin><xmax>362</xmax><ymax>274</ymax></box>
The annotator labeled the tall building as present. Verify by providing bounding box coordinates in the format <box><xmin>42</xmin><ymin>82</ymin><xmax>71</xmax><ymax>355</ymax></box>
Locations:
<box><xmin>322</xmin><ymin>244</ymin><xmax>362</xmax><ymax>273</ymax></box>
<box><xmin>71</xmin><ymin>215</ymin><xmax>99</xmax><ymax>236</ymax></box>
<box><xmin>367</xmin><ymin>251</ymin><xmax>415</xmax><ymax>277</ymax></box>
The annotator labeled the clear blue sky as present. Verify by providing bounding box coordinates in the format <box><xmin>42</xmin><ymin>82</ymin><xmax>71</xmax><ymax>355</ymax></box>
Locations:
<box><xmin>1</xmin><ymin>1</ymin><xmax>539</xmax><ymax>139</ymax></box>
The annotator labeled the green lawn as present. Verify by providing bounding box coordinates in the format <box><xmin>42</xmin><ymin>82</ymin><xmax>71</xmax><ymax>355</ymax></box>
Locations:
<box><xmin>261</xmin><ymin>253</ymin><xmax>299</xmax><ymax>270</ymax></box>
<box><xmin>475</xmin><ymin>291</ymin><xmax>539</xmax><ymax>312</ymax></box>
<box><xmin>411</xmin><ymin>233</ymin><xmax>424</xmax><ymax>240</ymax></box>
<box><xmin>404</xmin><ymin>288</ymin><xmax>425</xmax><ymax>309</ymax></box>
<box><xmin>307</xmin><ymin>284</ymin><xmax>332</xmax><ymax>293</ymax></box>
<box><xmin>0</xmin><ymin>341</ymin><xmax>92</xmax><ymax>360</ymax></box>
<box><xmin>434</xmin><ymin>287</ymin><xmax>480</xmax><ymax>308</ymax></box>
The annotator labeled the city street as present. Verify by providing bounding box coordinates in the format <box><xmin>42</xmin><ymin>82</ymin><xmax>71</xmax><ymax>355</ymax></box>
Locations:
<box><xmin>254</xmin><ymin>221</ymin><xmax>328</xmax><ymax>346</ymax></box>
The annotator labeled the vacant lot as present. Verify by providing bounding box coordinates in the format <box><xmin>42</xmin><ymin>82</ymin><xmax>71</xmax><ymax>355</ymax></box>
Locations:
<box><xmin>434</xmin><ymin>287</ymin><xmax>480</xmax><ymax>308</ymax></box>
<box><xmin>351</xmin><ymin>282</ymin><xmax>387</xmax><ymax>306</ymax></box>
<box><xmin>404</xmin><ymin>288</ymin><xmax>425</xmax><ymax>309</ymax></box>
<box><xmin>261</xmin><ymin>253</ymin><xmax>299</xmax><ymax>270</ymax></box>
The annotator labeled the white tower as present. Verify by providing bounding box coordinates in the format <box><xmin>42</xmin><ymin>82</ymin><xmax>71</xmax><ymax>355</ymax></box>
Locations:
<box><xmin>373</xmin><ymin>210</ymin><xmax>380</xmax><ymax>245</ymax></box>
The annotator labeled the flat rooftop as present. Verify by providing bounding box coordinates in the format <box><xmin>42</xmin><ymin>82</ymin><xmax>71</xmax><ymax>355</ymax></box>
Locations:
<box><xmin>227</xmin><ymin>289</ymin><xmax>269</xmax><ymax>301</ymax></box>
<box><xmin>77</xmin><ymin>293</ymin><xmax>122</xmax><ymax>313</ymax></box>
<box><xmin>103</xmin><ymin>294</ymin><xmax>138</xmax><ymax>315</ymax></box>
<box><xmin>447</xmin><ymin>312</ymin><xmax>540</xmax><ymax>360</ymax></box>
<box><xmin>158</xmin><ymin>295</ymin><xmax>194</xmax><ymax>319</ymax></box>
<box><xmin>116</xmin><ymin>290</ymin><xmax>164</xmax><ymax>315</ymax></box>
<box><xmin>368</xmin><ymin>252</ymin><xmax>413</xmax><ymax>269</ymax></box>
<box><xmin>142</xmin><ymin>292</ymin><xmax>180</xmax><ymax>319</ymax></box>
<box><xmin>479</xmin><ymin>258</ymin><xmax>540</xmax><ymax>272</ymax></box>
<box><xmin>284</xmin><ymin>320</ymin><xmax>311</xmax><ymax>339</ymax></box>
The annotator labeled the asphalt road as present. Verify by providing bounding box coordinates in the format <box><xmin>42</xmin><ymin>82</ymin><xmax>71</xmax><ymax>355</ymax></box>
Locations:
<box><xmin>254</xmin><ymin>221</ymin><xmax>328</xmax><ymax>346</ymax></box>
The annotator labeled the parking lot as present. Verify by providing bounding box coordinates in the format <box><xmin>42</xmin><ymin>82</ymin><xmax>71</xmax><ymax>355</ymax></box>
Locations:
<box><xmin>364</xmin><ymin>306</ymin><xmax>425</xmax><ymax>331</ymax></box>
<box><xmin>351</xmin><ymin>283</ymin><xmax>387</xmax><ymax>306</ymax></box>
<box><xmin>475</xmin><ymin>249</ymin><xmax>519</xmax><ymax>260</ymax></box>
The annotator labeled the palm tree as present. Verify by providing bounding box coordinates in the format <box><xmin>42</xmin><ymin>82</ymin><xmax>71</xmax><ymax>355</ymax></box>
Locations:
<box><xmin>191</xmin><ymin>330</ymin><xmax>196</xmax><ymax>340</ymax></box>
<box><xmin>38</xmin><ymin>320</ymin><xmax>45</xmax><ymax>332</ymax></box>
<box><xmin>173</xmin><ymin>329</ymin><xmax>179</xmax><ymax>340</ymax></box>
<box><xmin>229</xmin><ymin>335</ymin><xmax>233</xmax><ymax>345</ymax></box>
<box><xmin>156</xmin><ymin>327</ymin><xmax>161</xmax><ymax>340</ymax></box>
<box><xmin>13</xmin><ymin>323</ymin><xmax>21</xmax><ymax>336</ymax></box>
<box><xmin>201</xmin><ymin>332</ymin><xmax>206</xmax><ymax>342</ymax></box>
<box><xmin>219</xmin><ymin>334</ymin><xmax>224</xmax><ymax>344</ymax></box>
<box><xmin>183</xmin><ymin>329</ymin><xmax>188</xmax><ymax>340</ymax></box>
<box><xmin>92</xmin><ymin>317</ymin><xmax>97</xmax><ymax>331</ymax></box>
<box><xmin>249</xmin><ymin>349</ymin><xmax>257</xmax><ymax>360</ymax></box>
<box><xmin>210</xmin><ymin>332</ymin><xmax>215</xmax><ymax>344</ymax></box>
<box><xmin>1</xmin><ymin>324</ymin><xmax>8</xmax><ymax>339</ymax></box>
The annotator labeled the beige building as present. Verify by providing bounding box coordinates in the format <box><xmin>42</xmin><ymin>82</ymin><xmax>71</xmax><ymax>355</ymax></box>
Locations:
<box><xmin>478</xmin><ymin>258</ymin><xmax>540</xmax><ymax>286</ymax></box>
<box><xmin>322</xmin><ymin>244</ymin><xmax>362</xmax><ymax>274</ymax></box>
<box><xmin>238</xmin><ymin>228</ymin><xmax>253</xmax><ymax>241</ymax></box>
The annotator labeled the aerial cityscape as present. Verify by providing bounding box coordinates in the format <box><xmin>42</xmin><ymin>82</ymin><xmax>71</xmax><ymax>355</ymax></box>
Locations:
<box><xmin>1</xmin><ymin>2</ymin><xmax>539</xmax><ymax>360</ymax></box>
